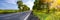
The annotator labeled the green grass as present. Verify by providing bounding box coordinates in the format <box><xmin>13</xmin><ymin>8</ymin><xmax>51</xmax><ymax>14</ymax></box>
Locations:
<box><xmin>0</xmin><ymin>9</ymin><xmax>29</xmax><ymax>14</ymax></box>
<box><xmin>0</xmin><ymin>10</ymin><xmax>18</xmax><ymax>14</ymax></box>
<box><xmin>33</xmin><ymin>10</ymin><xmax>60</xmax><ymax>20</ymax></box>
<box><xmin>45</xmin><ymin>12</ymin><xmax>60</xmax><ymax>20</ymax></box>
<box><xmin>33</xmin><ymin>10</ymin><xmax>50</xmax><ymax>20</ymax></box>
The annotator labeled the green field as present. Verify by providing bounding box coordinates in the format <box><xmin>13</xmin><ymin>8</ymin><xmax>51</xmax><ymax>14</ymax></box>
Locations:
<box><xmin>0</xmin><ymin>10</ymin><xmax>18</xmax><ymax>14</ymax></box>
<box><xmin>33</xmin><ymin>10</ymin><xmax>60</xmax><ymax>20</ymax></box>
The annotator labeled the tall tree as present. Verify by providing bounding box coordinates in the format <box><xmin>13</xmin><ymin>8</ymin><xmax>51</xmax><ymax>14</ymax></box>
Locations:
<box><xmin>17</xmin><ymin>1</ymin><xmax>30</xmax><ymax>12</ymax></box>
<box><xmin>17</xmin><ymin>1</ymin><xmax>23</xmax><ymax>9</ymax></box>
<box><xmin>17</xmin><ymin>0</ymin><xmax>23</xmax><ymax>12</ymax></box>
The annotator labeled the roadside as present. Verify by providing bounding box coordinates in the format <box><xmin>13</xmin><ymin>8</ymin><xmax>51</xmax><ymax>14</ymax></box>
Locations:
<box><xmin>27</xmin><ymin>11</ymin><xmax>40</xmax><ymax>20</ymax></box>
<box><xmin>33</xmin><ymin>10</ymin><xmax>60</xmax><ymax>20</ymax></box>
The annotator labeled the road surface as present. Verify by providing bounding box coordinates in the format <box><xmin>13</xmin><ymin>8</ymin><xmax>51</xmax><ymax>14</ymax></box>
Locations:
<box><xmin>0</xmin><ymin>11</ymin><xmax>39</xmax><ymax>20</ymax></box>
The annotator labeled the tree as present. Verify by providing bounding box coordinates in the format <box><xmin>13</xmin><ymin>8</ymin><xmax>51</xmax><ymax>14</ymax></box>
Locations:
<box><xmin>17</xmin><ymin>1</ymin><xmax>23</xmax><ymax>12</ymax></box>
<box><xmin>22</xmin><ymin>5</ymin><xmax>30</xmax><ymax>11</ymax></box>
<box><xmin>33</xmin><ymin>0</ymin><xmax>53</xmax><ymax>13</ymax></box>
<box><xmin>33</xmin><ymin>0</ymin><xmax>47</xmax><ymax>10</ymax></box>
<box><xmin>17</xmin><ymin>1</ymin><xmax>30</xmax><ymax>12</ymax></box>
<box><xmin>17</xmin><ymin>1</ymin><xmax>23</xmax><ymax>9</ymax></box>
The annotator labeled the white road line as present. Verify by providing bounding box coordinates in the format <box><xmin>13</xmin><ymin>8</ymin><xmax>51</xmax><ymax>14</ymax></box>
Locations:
<box><xmin>24</xmin><ymin>13</ymin><xmax>31</xmax><ymax>20</ymax></box>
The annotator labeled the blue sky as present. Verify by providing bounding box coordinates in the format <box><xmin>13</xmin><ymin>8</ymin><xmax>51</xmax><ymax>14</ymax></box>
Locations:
<box><xmin>22</xmin><ymin>0</ymin><xmax>35</xmax><ymax>10</ymax></box>
<box><xmin>0</xmin><ymin>0</ymin><xmax>35</xmax><ymax>10</ymax></box>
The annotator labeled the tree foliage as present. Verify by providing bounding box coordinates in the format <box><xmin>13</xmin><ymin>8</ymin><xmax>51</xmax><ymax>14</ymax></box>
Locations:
<box><xmin>17</xmin><ymin>1</ymin><xmax>23</xmax><ymax>9</ymax></box>
<box><xmin>33</xmin><ymin>0</ymin><xmax>47</xmax><ymax>10</ymax></box>
<box><xmin>22</xmin><ymin>5</ymin><xmax>30</xmax><ymax>11</ymax></box>
<box><xmin>33</xmin><ymin>0</ymin><xmax>52</xmax><ymax>13</ymax></box>
<box><xmin>17</xmin><ymin>1</ymin><xmax>30</xmax><ymax>12</ymax></box>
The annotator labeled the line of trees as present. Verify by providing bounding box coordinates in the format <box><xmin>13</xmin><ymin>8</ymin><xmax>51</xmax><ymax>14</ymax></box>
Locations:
<box><xmin>33</xmin><ymin>0</ymin><xmax>54</xmax><ymax>13</ymax></box>
<box><xmin>33</xmin><ymin>0</ymin><xmax>48</xmax><ymax>10</ymax></box>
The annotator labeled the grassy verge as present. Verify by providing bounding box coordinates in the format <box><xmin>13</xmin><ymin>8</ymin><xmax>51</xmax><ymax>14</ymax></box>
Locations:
<box><xmin>33</xmin><ymin>10</ymin><xmax>60</xmax><ymax>20</ymax></box>
<box><xmin>33</xmin><ymin>10</ymin><xmax>50</xmax><ymax>20</ymax></box>
<box><xmin>45</xmin><ymin>12</ymin><xmax>60</xmax><ymax>20</ymax></box>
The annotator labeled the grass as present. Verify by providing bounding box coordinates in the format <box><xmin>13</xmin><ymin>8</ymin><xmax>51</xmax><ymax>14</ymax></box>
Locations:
<box><xmin>33</xmin><ymin>10</ymin><xmax>50</xmax><ymax>20</ymax></box>
<box><xmin>0</xmin><ymin>10</ymin><xmax>18</xmax><ymax>14</ymax></box>
<box><xmin>0</xmin><ymin>9</ymin><xmax>29</xmax><ymax>14</ymax></box>
<box><xmin>45</xmin><ymin>12</ymin><xmax>60</xmax><ymax>20</ymax></box>
<box><xmin>33</xmin><ymin>10</ymin><xmax>60</xmax><ymax>20</ymax></box>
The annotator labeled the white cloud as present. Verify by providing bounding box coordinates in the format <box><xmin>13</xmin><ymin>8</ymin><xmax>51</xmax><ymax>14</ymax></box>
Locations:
<box><xmin>23</xmin><ymin>0</ymin><xmax>34</xmax><ymax>10</ymax></box>
<box><xmin>5</xmin><ymin>0</ymin><xmax>17</xmax><ymax>4</ymax></box>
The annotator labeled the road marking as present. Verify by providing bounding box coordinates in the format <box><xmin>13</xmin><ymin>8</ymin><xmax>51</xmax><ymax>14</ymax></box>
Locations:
<box><xmin>24</xmin><ymin>13</ymin><xmax>31</xmax><ymax>20</ymax></box>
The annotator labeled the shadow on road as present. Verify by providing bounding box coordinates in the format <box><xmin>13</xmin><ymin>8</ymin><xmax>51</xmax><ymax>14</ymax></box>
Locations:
<box><xmin>27</xmin><ymin>11</ymin><xmax>40</xmax><ymax>20</ymax></box>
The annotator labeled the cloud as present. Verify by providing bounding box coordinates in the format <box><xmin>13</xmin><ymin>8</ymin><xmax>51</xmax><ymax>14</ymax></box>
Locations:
<box><xmin>22</xmin><ymin>0</ymin><xmax>34</xmax><ymax>10</ymax></box>
<box><xmin>25</xmin><ymin>1</ymin><xmax>34</xmax><ymax>7</ymax></box>
<box><xmin>0</xmin><ymin>0</ymin><xmax>18</xmax><ymax>10</ymax></box>
<box><xmin>0</xmin><ymin>3</ymin><xmax>18</xmax><ymax>10</ymax></box>
<box><xmin>5</xmin><ymin>0</ymin><xmax>17</xmax><ymax>4</ymax></box>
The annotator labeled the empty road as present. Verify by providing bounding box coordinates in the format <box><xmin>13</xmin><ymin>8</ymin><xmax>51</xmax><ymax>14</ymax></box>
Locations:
<box><xmin>0</xmin><ymin>11</ymin><xmax>31</xmax><ymax>20</ymax></box>
<box><xmin>0</xmin><ymin>11</ymin><xmax>39</xmax><ymax>20</ymax></box>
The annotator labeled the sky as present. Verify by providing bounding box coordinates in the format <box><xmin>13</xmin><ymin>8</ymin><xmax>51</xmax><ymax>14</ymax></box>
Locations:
<box><xmin>0</xmin><ymin>0</ymin><xmax>18</xmax><ymax>10</ymax></box>
<box><xmin>22</xmin><ymin>0</ymin><xmax>35</xmax><ymax>10</ymax></box>
<box><xmin>0</xmin><ymin>0</ymin><xmax>35</xmax><ymax>10</ymax></box>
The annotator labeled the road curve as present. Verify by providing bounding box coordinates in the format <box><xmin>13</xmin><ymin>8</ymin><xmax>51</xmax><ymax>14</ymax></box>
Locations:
<box><xmin>0</xmin><ymin>11</ymin><xmax>31</xmax><ymax>20</ymax></box>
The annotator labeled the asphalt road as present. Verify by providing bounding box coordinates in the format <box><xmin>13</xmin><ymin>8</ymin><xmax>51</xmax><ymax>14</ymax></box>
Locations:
<box><xmin>0</xmin><ymin>11</ymin><xmax>31</xmax><ymax>20</ymax></box>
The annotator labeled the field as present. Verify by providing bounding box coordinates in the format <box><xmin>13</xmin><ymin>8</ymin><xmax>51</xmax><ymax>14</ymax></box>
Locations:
<box><xmin>33</xmin><ymin>10</ymin><xmax>60</xmax><ymax>20</ymax></box>
<box><xmin>0</xmin><ymin>10</ymin><xmax>18</xmax><ymax>14</ymax></box>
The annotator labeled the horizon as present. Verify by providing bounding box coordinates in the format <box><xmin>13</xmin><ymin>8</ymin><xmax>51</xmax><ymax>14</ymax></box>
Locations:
<box><xmin>0</xmin><ymin>0</ymin><xmax>35</xmax><ymax>10</ymax></box>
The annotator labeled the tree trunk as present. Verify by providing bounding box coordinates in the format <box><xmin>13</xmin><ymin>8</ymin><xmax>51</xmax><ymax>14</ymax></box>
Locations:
<box><xmin>46</xmin><ymin>3</ymin><xmax>50</xmax><ymax>14</ymax></box>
